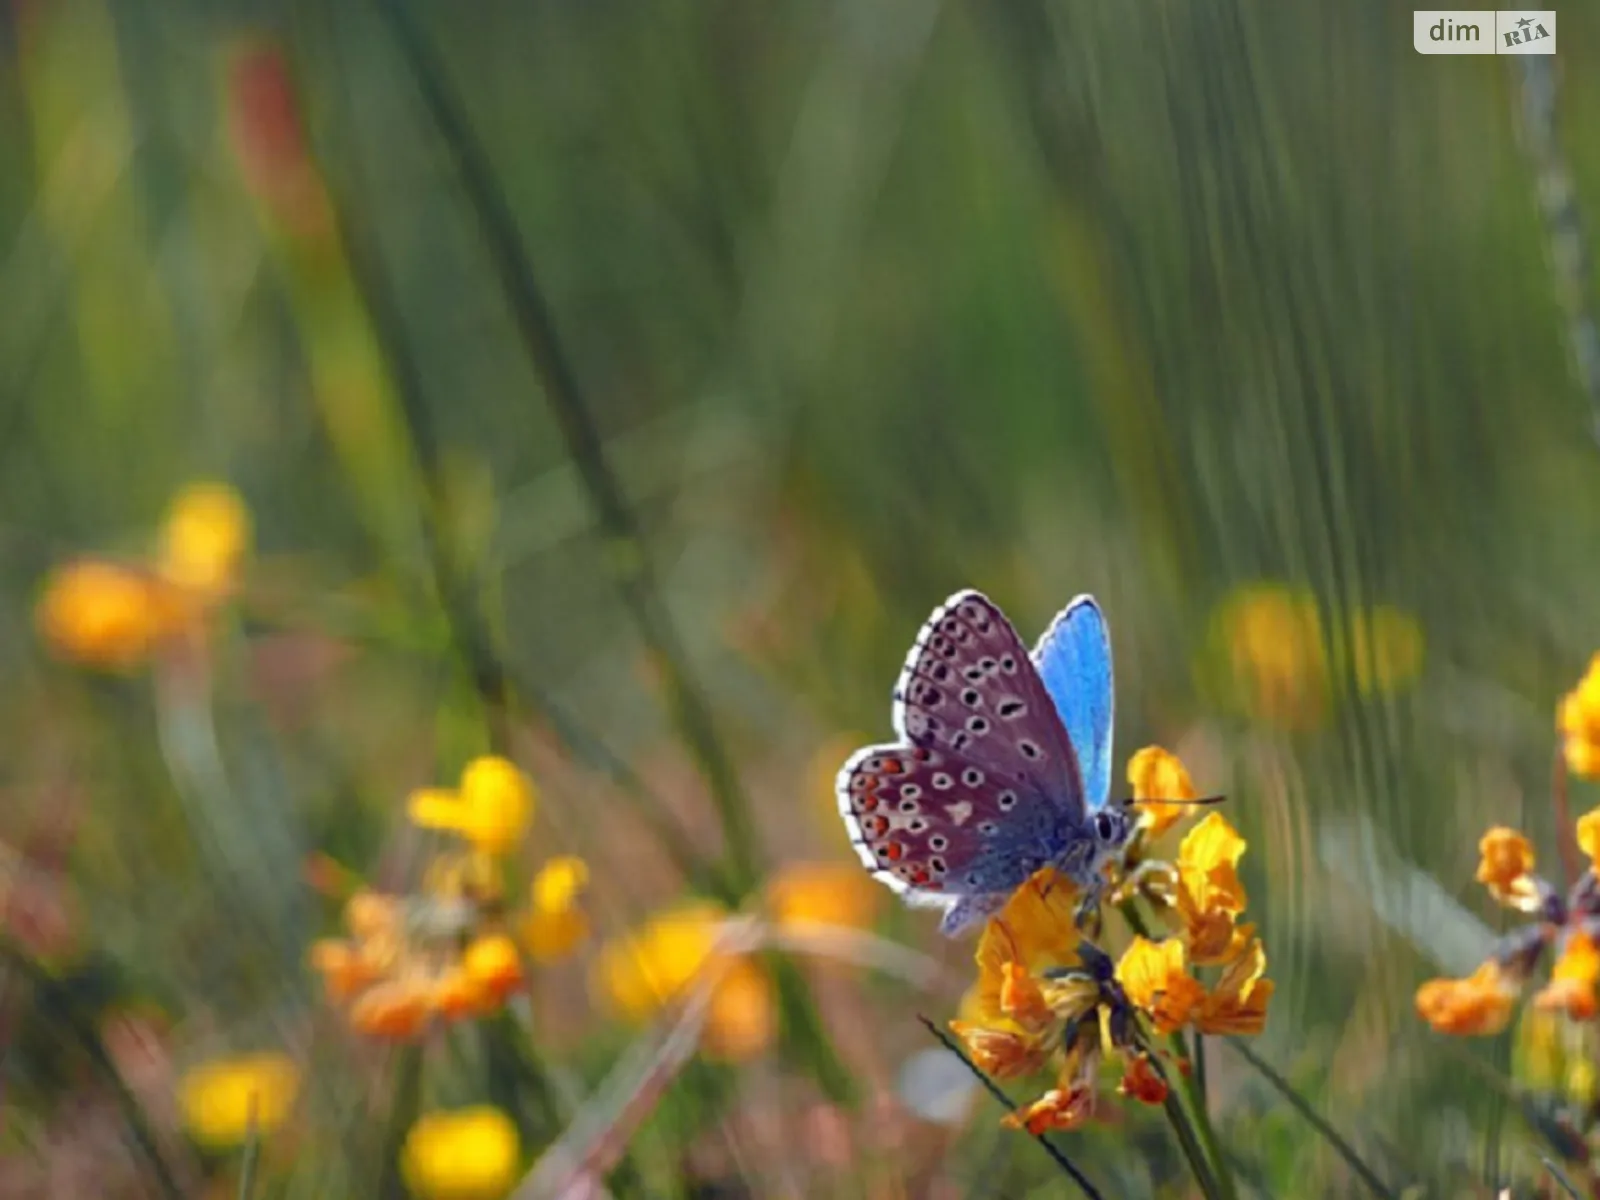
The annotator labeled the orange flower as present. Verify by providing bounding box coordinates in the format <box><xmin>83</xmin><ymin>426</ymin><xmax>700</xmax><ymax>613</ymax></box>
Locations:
<box><xmin>1174</xmin><ymin>814</ymin><xmax>1254</xmax><ymax>965</ymax></box>
<box><xmin>1115</xmin><ymin>937</ymin><xmax>1205</xmax><ymax>1034</ymax></box>
<box><xmin>702</xmin><ymin>958</ymin><xmax>777</xmax><ymax>1063</ymax></box>
<box><xmin>1118</xmin><ymin>1052</ymin><xmax>1170</xmax><ymax>1106</ymax></box>
<box><xmin>1416</xmin><ymin>960</ymin><xmax>1520</xmax><ymax>1036</ymax></box>
<box><xmin>947</xmin><ymin>1019</ymin><xmax>1054</xmax><ymax>1080</ymax></box>
<box><xmin>1128</xmin><ymin>746</ymin><xmax>1196</xmax><ymax>839</ymax></box>
<box><xmin>1003</xmin><ymin>1085</ymin><xmax>1094</xmax><ymax>1135</ymax></box>
<box><xmin>1535</xmin><ymin>931</ymin><xmax>1600</xmax><ymax>1020</ymax></box>
<box><xmin>1196</xmin><ymin>938</ymin><xmax>1274</xmax><ymax>1035</ymax></box>
<box><xmin>349</xmin><ymin>980</ymin><xmax>433</xmax><ymax>1040</ymax></box>
<box><xmin>1475</xmin><ymin>828</ymin><xmax>1542</xmax><ymax>912</ymax></box>
<box><xmin>35</xmin><ymin>561</ymin><xmax>188</xmax><ymax>671</ymax></box>
<box><xmin>767</xmin><ymin>862</ymin><xmax>883</xmax><ymax>931</ymax></box>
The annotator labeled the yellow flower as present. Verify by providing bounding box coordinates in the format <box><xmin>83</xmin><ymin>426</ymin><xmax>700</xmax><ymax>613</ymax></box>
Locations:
<box><xmin>1416</xmin><ymin>960</ymin><xmax>1520</xmax><ymax>1036</ymax></box>
<box><xmin>1127</xmin><ymin>746</ymin><xmax>1195</xmax><ymax>839</ymax></box>
<box><xmin>767</xmin><ymin>862</ymin><xmax>883</xmax><ymax>931</ymax></box>
<box><xmin>1475</xmin><ymin>827</ymin><xmax>1542</xmax><ymax>911</ymax></box>
<box><xmin>1577</xmin><ymin>808</ymin><xmax>1600</xmax><ymax>874</ymax></box>
<box><xmin>401</xmin><ymin>1106</ymin><xmax>521</xmax><ymax>1200</ymax></box>
<box><xmin>1174</xmin><ymin>813</ymin><xmax>1254</xmax><ymax>965</ymax></box>
<box><xmin>1115</xmin><ymin>936</ymin><xmax>1206</xmax><ymax>1034</ymax></box>
<box><xmin>1195</xmin><ymin>937</ymin><xmax>1274</xmax><ymax>1034</ymax></box>
<box><xmin>593</xmin><ymin>902</ymin><xmax>729</xmax><ymax>1022</ymax></box>
<box><xmin>1209</xmin><ymin>584</ymin><xmax>1329</xmax><ymax>730</ymax></box>
<box><xmin>35</xmin><ymin>561</ymin><xmax>186</xmax><ymax>671</ymax></box>
<box><xmin>1559</xmin><ymin>655</ymin><xmax>1600</xmax><ymax>780</ymax></box>
<box><xmin>521</xmin><ymin>856</ymin><xmax>590</xmax><ymax>962</ymax></box>
<box><xmin>408</xmin><ymin>756</ymin><xmax>535</xmax><ymax>858</ymax></box>
<box><xmin>177</xmin><ymin>1052</ymin><xmax>299</xmax><ymax>1151</ymax></box>
<box><xmin>701</xmin><ymin>957</ymin><xmax>777</xmax><ymax>1062</ymax></box>
<box><xmin>1348</xmin><ymin>604</ymin><xmax>1424</xmax><ymax>697</ymax></box>
<box><xmin>461</xmin><ymin>933</ymin><xmax>524</xmax><ymax>1002</ymax></box>
<box><xmin>1535</xmin><ymin>931</ymin><xmax>1600</xmax><ymax>1020</ymax></box>
<box><xmin>967</xmin><ymin>869</ymin><xmax>1082</xmax><ymax>1022</ymax></box>
<box><xmin>158</xmin><ymin>482</ymin><xmax>251</xmax><ymax>599</ymax></box>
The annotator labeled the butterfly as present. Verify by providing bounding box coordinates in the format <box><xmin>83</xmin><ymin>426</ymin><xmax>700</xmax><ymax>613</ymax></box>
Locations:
<box><xmin>836</xmin><ymin>590</ymin><xmax>1134</xmax><ymax>938</ymax></box>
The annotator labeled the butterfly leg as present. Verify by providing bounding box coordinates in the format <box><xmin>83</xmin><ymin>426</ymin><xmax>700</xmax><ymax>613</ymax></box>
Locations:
<box><xmin>938</xmin><ymin>892</ymin><xmax>1009</xmax><ymax>938</ymax></box>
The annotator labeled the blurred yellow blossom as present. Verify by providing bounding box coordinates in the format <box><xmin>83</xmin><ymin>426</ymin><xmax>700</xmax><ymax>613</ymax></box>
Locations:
<box><xmin>1205</xmin><ymin>583</ymin><xmax>1423</xmax><ymax>729</ymax></box>
<box><xmin>594</xmin><ymin>901</ymin><xmax>727</xmax><ymax>1022</ymax></box>
<box><xmin>1535</xmin><ymin>931</ymin><xmax>1600</xmax><ymax>1020</ymax></box>
<box><xmin>408</xmin><ymin>756</ymin><xmax>534</xmax><ymax>858</ymax></box>
<box><xmin>1127</xmin><ymin>745</ymin><xmax>1195</xmax><ymax>839</ymax></box>
<box><xmin>1416</xmin><ymin>961</ymin><xmax>1520</xmax><ymax>1036</ymax></box>
<box><xmin>158</xmin><ymin>482</ymin><xmax>251</xmax><ymax>599</ymax></box>
<box><xmin>1560</xmin><ymin>656</ymin><xmax>1600</xmax><ymax>779</ymax></box>
<box><xmin>461</xmin><ymin>933</ymin><xmax>525</xmax><ymax>1002</ymax></box>
<box><xmin>702</xmin><ymin>958</ymin><xmax>777</xmax><ymax>1062</ymax></box>
<box><xmin>1476</xmin><ymin>827</ymin><xmax>1542</xmax><ymax>911</ymax></box>
<box><xmin>593</xmin><ymin>902</ymin><xmax>775</xmax><ymax>1062</ymax></box>
<box><xmin>35</xmin><ymin>480</ymin><xmax>252</xmax><ymax>672</ymax></box>
<box><xmin>401</xmin><ymin>1106</ymin><xmax>521</xmax><ymax>1200</ymax></box>
<box><xmin>767</xmin><ymin>862</ymin><xmax>883</xmax><ymax>931</ymax></box>
<box><xmin>36</xmin><ymin>561</ymin><xmax>186</xmax><ymax>670</ymax></box>
<box><xmin>1210</xmin><ymin>584</ymin><xmax>1330</xmax><ymax>730</ymax></box>
<box><xmin>521</xmin><ymin>856</ymin><xmax>590</xmax><ymax>962</ymax></box>
<box><xmin>1348</xmin><ymin>604</ymin><xmax>1425</xmax><ymax>697</ymax></box>
<box><xmin>177</xmin><ymin>1051</ymin><xmax>299</xmax><ymax>1150</ymax></box>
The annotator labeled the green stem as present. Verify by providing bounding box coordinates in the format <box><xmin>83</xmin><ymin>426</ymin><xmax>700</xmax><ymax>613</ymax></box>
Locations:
<box><xmin>1159</xmin><ymin>1082</ymin><xmax>1226</xmax><ymax>1200</ymax></box>
<box><xmin>0</xmin><ymin>940</ymin><xmax>186</xmax><ymax>1200</ymax></box>
<box><xmin>236</xmin><ymin>1106</ymin><xmax>260</xmax><ymax>1200</ymax></box>
<box><xmin>1225</xmin><ymin>1038</ymin><xmax>1397</xmax><ymax>1199</ymax></box>
<box><xmin>1118</xmin><ymin>902</ymin><xmax>1236</xmax><ymax>1199</ymax></box>
<box><xmin>374</xmin><ymin>1044</ymin><xmax>423</xmax><ymax>1200</ymax></box>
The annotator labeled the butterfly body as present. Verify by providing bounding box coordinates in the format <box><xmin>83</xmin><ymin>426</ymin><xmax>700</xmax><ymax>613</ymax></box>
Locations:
<box><xmin>836</xmin><ymin>590</ymin><xmax>1132</xmax><ymax>937</ymax></box>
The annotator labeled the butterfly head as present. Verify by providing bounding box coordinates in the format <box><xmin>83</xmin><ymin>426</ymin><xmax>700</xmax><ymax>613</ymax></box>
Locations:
<box><xmin>1089</xmin><ymin>806</ymin><xmax>1136</xmax><ymax>863</ymax></box>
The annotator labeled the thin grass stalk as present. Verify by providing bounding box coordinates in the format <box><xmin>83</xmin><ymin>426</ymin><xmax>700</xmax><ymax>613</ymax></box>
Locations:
<box><xmin>368</xmin><ymin>0</ymin><xmax>856</xmax><ymax>1102</ymax></box>
<box><xmin>1224</xmin><ymin>1037</ymin><xmax>1398</xmax><ymax>1199</ymax></box>
<box><xmin>371</xmin><ymin>0</ymin><xmax>758</xmax><ymax>897</ymax></box>
<box><xmin>1541</xmin><ymin>1154</ymin><xmax>1585</xmax><ymax>1199</ymax></box>
<box><xmin>0</xmin><ymin>939</ymin><xmax>186</xmax><ymax>1200</ymax></box>
<box><xmin>915</xmin><ymin>1016</ymin><xmax>1105</xmax><ymax>1200</ymax></box>
<box><xmin>236</xmin><ymin>1099</ymin><xmax>260</xmax><ymax>1200</ymax></box>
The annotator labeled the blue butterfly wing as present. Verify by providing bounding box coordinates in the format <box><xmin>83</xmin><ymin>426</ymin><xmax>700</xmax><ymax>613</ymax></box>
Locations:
<box><xmin>1031</xmin><ymin>595</ymin><xmax>1115</xmax><ymax>812</ymax></box>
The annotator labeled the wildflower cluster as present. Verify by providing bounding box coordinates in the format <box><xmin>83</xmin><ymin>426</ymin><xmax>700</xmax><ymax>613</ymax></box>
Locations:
<box><xmin>950</xmin><ymin>747</ymin><xmax>1273</xmax><ymax>1134</ymax></box>
<box><xmin>1415</xmin><ymin>819</ymin><xmax>1600</xmax><ymax>1037</ymax></box>
<box><xmin>36</xmin><ymin>481</ymin><xmax>251</xmax><ymax>671</ymax></box>
<box><xmin>310</xmin><ymin>756</ymin><xmax>589</xmax><ymax>1040</ymax></box>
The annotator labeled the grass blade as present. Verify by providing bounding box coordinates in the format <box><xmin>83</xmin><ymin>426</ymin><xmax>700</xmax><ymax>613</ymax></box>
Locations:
<box><xmin>1225</xmin><ymin>1037</ymin><xmax>1398</xmax><ymax>1199</ymax></box>
<box><xmin>916</xmin><ymin>1015</ymin><xmax>1106</xmax><ymax>1200</ymax></box>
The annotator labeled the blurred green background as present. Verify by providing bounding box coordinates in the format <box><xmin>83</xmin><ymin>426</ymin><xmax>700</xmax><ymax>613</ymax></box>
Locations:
<box><xmin>3</xmin><ymin>1</ymin><xmax>1600</xmax><ymax>1196</ymax></box>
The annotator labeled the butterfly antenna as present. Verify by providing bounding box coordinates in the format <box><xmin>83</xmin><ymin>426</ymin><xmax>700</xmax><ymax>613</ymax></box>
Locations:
<box><xmin>1117</xmin><ymin>794</ymin><xmax>1228</xmax><ymax>808</ymax></box>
